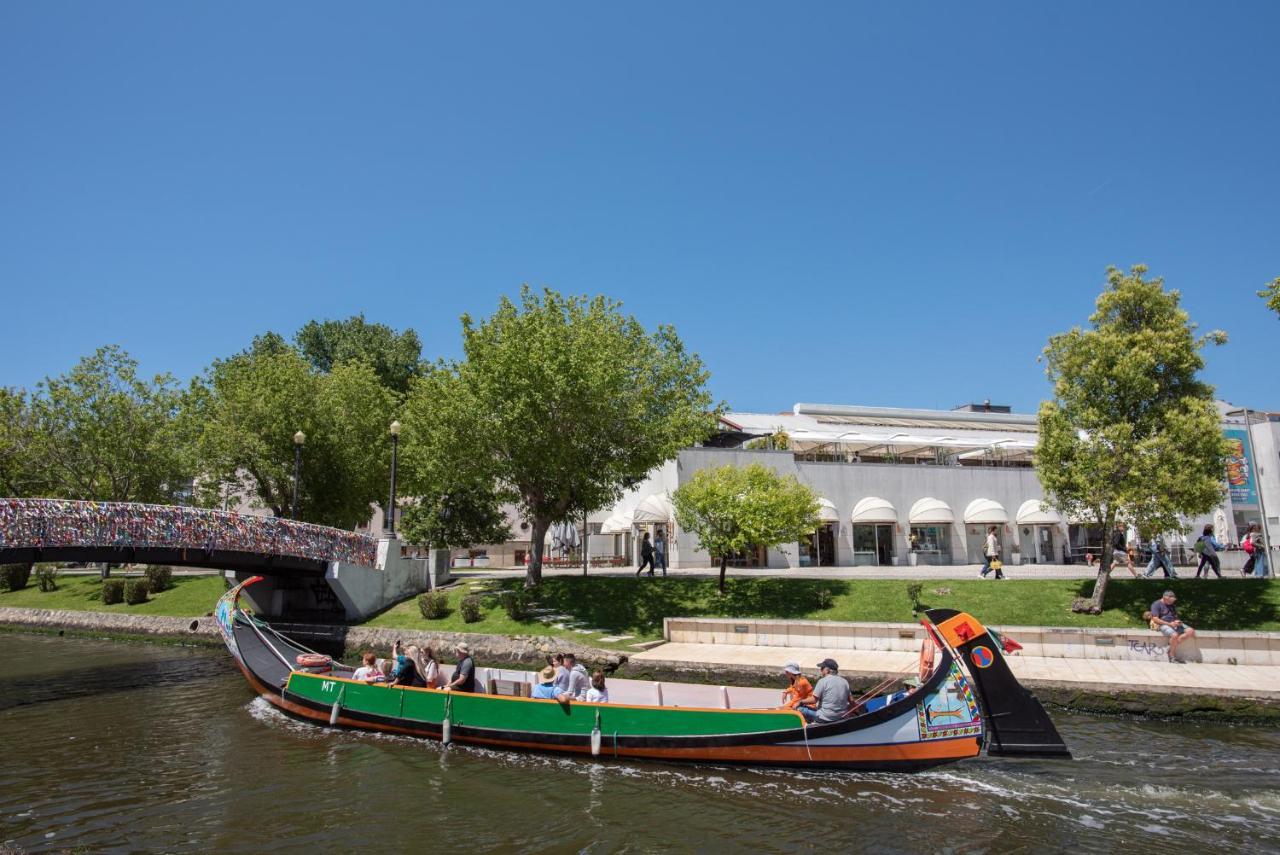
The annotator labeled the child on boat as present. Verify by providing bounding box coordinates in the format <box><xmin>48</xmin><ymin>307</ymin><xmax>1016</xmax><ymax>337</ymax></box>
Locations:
<box><xmin>351</xmin><ymin>651</ymin><xmax>381</xmax><ymax>682</ymax></box>
<box><xmin>586</xmin><ymin>671</ymin><xmax>609</xmax><ymax>703</ymax></box>
<box><xmin>780</xmin><ymin>662</ymin><xmax>813</xmax><ymax>711</ymax></box>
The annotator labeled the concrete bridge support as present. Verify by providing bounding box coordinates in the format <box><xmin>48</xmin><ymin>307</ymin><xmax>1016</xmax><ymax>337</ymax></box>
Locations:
<box><xmin>234</xmin><ymin>537</ymin><xmax>451</xmax><ymax>621</ymax></box>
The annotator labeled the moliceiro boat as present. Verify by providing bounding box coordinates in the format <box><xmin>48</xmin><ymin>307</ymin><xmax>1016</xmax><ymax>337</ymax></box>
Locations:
<box><xmin>216</xmin><ymin>578</ymin><xmax>1070</xmax><ymax>771</ymax></box>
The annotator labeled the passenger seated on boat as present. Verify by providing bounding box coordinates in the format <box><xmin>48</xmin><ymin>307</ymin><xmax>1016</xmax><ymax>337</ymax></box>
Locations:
<box><xmin>351</xmin><ymin>652</ymin><xmax>381</xmax><ymax>682</ymax></box>
<box><xmin>558</xmin><ymin>653</ymin><xmax>591</xmax><ymax>700</ymax></box>
<box><xmin>531</xmin><ymin>666</ymin><xmax>561</xmax><ymax>699</ymax></box>
<box><xmin>798</xmin><ymin>659</ymin><xmax>852</xmax><ymax>724</ymax></box>
<box><xmin>419</xmin><ymin>646</ymin><xmax>441</xmax><ymax>689</ymax></box>
<box><xmin>388</xmin><ymin>642</ymin><xmax>428</xmax><ymax>688</ymax></box>
<box><xmin>586</xmin><ymin>671</ymin><xmax>609</xmax><ymax>703</ymax></box>
<box><xmin>443</xmin><ymin>642</ymin><xmax>476</xmax><ymax>692</ymax></box>
<box><xmin>779</xmin><ymin>662</ymin><xmax>813</xmax><ymax>711</ymax></box>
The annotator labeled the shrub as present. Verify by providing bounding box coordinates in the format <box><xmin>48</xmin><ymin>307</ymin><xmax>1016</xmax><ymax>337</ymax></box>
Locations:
<box><xmin>814</xmin><ymin>586</ymin><xmax>834</xmax><ymax>610</ymax></box>
<box><xmin>144</xmin><ymin>566</ymin><xmax>173</xmax><ymax>593</ymax></box>
<box><xmin>499</xmin><ymin>589</ymin><xmax>530</xmax><ymax>621</ymax></box>
<box><xmin>906</xmin><ymin>582</ymin><xmax>925</xmax><ymax>613</ymax></box>
<box><xmin>418</xmin><ymin>591</ymin><xmax>449</xmax><ymax>620</ymax></box>
<box><xmin>2</xmin><ymin>563</ymin><xmax>32</xmax><ymax>592</ymax></box>
<box><xmin>125</xmin><ymin>579</ymin><xmax>150</xmax><ymax>605</ymax></box>
<box><xmin>36</xmin><ymin>566</ymin><xmax>58</xmax><ymax>592</ymax></box>
<box><xmin>460</xmin><ymin>595</ymin><xmax>484</xmax><ymax>624</ymax></box>
<box><xmin>102</xmin><ymin>579</ymin><xmax>125</xmax><ymax>605</ymax></box>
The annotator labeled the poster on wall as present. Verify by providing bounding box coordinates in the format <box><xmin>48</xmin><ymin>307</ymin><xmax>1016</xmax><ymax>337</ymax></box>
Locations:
<box><xmin>1224</xmin><ymin>429</ymin><xmax>1258</xmax><ymax>505</ymax></box>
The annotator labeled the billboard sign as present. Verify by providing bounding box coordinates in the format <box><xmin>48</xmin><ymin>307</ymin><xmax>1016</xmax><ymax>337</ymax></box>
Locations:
<box><xmin>1224</xmin><ymin>429</ymin><xmax>1258</xmax><ymax>506</ymax></box>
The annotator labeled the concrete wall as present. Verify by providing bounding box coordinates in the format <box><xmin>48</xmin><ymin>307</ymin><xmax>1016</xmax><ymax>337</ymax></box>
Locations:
<box><xmin>236</xmin><ymin>537</ymin><xmax>448</xmax><ymax>621</ymax></box>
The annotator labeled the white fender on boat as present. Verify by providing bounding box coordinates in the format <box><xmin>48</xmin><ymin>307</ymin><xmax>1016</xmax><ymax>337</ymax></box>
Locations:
<box><xmin>442</xmin><ymin>717</ymin><xmax>452</xmax><ymax>745</ymax></box>
<box><xmin>720</xmin><ymin>686</ymin><xmax>731</xmax><ymax>709</ymax></box>
<box><xmin>329</xmin><ymin>699</ymin><xmax>340</xmax><ymax>726</ymax></box>
<box><xmin>590</xmin><ymin>711</ymin><xmax>602</xmax><ymax>757</ymax></box>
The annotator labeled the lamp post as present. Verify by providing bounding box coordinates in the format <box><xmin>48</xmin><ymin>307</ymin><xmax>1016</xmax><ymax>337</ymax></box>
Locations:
<box><xmin>292</xmin><ymin>430</ymin><xmax>306</xmax><ymax>520</ymax></box>
<box><xmin>387</xmin><ymin>420</ymin><xmax>401</xmax><ymax>536</ymax></box>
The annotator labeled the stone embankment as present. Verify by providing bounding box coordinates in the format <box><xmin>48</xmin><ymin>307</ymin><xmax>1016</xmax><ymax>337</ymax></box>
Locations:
<box><xmin>0</xmin><ymin>607</ymin><xmax>626</xmax><ymax>670</ymax></box>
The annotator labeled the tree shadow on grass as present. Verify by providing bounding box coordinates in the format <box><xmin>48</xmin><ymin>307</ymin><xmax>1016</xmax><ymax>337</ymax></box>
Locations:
<box><xmin>497</xmin><ymin>577</ymin><xmax>853</xmax><ymax>636</ymax></box>
<box><xmin>1076</xmin><ymin>579</ymin><xmax>1280</xmax><ymax>631</ymax></box>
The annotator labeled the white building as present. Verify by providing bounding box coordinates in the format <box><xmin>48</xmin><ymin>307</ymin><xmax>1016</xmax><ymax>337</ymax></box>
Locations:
<box><xmin>595</xmin><ymin>400</ymin><xmax>1278</xmax><ymax>569</ymax></box>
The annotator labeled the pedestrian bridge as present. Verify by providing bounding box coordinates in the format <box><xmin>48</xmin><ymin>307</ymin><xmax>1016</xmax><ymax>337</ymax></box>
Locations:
<box><xmin>0</xmin><ymin>497</ymin><xmax>377</xmax><ymax>576</ymax></box>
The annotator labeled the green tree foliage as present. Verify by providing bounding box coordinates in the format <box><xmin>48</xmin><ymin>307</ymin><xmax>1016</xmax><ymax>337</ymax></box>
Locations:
<box><xmin>187</xmin><ymin>346</ymin><xmax>396</xmax><ymax>528</ymax></box>
<box><xmin>1036</xmin><ymin>265</ymin><xmax>1230</xmax><ymax>613</ymax></box>
<box><xmin>295</xmin><ymin>314</ymin><xmax>425</xmax><ymax>395</ymax></box>
<box><xmin>672</xmin><ymin>463</ymin><xmax>820</xmax><ymax>593</ymax></box>
<box><xmin>401</xmin><ymin>286</ymin><xmax>718</xmax><ymax>587</ymax></box>
<box><xmin>1259</xmin><ymin>277</ymin><xmax>1280</xmax><ymax>317</ymax></box>
<box><xmin>0</xmin><ymin>346</ymin><xmax>188</xmax><ymax>502</ymax></box>
<box><xmin>398</xmin><ymin>485</ymin><xmax>512</xmax><ymax>550</ymax></box>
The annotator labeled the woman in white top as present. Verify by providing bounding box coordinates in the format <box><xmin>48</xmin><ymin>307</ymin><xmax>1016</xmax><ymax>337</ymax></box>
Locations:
<box><xmin>416</xmin><ymin>646</ymin><xmax>441</xmax><ymax>689</ymax></box>
<box><xmin>585</xmin><ymin>670</ymin><xmax>609</xmax><ymax>703</ymax></box>
<box><xmin>351</xmin><ymin>651</ymin><xmax>381</xmax><ymax>682</ymax></box>
<box><xmin>980</xmin><ymin>526</ymin><xmax>1004</xmax><ymax>580</ymax></box>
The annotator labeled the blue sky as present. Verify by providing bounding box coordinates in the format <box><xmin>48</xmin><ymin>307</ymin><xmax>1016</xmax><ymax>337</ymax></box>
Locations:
<box><xmin>2</xmin><ymin>2</ymin><xmax>1277</xmax><ymax>413</ymax></box>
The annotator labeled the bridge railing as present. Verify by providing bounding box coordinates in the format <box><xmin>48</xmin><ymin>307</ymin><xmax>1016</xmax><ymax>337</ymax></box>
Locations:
<box><xmin>0</xmin><ymin>498</ymin><xmax>378</xmax><ymax>567</ymax></box>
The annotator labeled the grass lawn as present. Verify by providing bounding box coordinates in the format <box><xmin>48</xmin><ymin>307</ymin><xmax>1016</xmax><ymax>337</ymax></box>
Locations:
<box><xmin>0</xmin><ymin>573</ymin><xmax>227</xmax><ymax>617</ymax></box>
<box><xmin>363</xmin><ymin>576</ymin><xmax>1280</xmax><ymax>645</ymax></box>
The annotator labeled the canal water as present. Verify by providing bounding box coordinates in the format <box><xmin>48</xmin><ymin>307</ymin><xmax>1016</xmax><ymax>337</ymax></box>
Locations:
<box><xmin>2</xmin><ymin>634</ymin><xmax>1278</xmax><ymax>853</ymax></box>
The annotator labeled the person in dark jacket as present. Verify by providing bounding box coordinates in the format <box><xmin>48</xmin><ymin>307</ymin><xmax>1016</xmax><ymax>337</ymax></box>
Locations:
<box><xmin>636</xmin><ymin>531</ymin><xmax>656</xmax><ymax>577</ymax></box>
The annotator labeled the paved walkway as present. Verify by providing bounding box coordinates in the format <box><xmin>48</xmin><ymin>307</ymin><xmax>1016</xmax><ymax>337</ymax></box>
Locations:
<box><xmin>456</xmin><ymin>562</ymin><xmax>1204</xmax><ymax>581</ymax></box>
<box><xmin>630</xmin><ymin>642</ymin><xmax>1280</xmax><ymax>700</ymax></box>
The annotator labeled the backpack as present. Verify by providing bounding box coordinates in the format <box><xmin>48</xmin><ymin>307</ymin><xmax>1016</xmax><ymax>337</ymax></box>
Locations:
<box><xmin>1243</xmin><ymin>536</ymin><xmax>1255</xmax><ymax>555</ymax></box>
<box><xmin>1193</xmin><ymin>537</ymin><xmax>1205</xmax><ymax>555</ymax></box>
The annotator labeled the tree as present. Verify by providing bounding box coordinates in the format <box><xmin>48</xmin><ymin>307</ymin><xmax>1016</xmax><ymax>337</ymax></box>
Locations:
<box><xmin>0</xmin><ymin>346</ymin><xmax>189</xmax><ymax>503</ymax></box>
<box><xmin>1259</xmin><ymin>276</ymin><xmax>1280</xmax><ymax>317</ymax></box>
<box><xmin>1036</xmin><ymin>265</ymin><xmax>1231</xmax><ymax>613</ymax></box>
<box><xmin>398</xmin><ymin>484</ymin><xmax>512</xmax><ymax>551</ymax></box>
<box><xmin>400</xmin><ymin>286</ymin><xmax>718</xmax><ymax>587</ymax></box>
<box><xmin>187</xmin><ymin>346</ymin><xmax>397</xmax><ymax>529</ymax></box>
<box><xmin>672</xmin><ymin>463</ymin><xmax>820</xmax><ymax>593</ymax></box>
<box><xmin>295</xmin><ymin>314</ymin><xmax>425</xmax><ymax>395</ymax></box>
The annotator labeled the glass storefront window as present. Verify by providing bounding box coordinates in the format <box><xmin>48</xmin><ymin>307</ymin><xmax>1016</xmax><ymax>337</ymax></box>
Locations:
<box><xmin>852</xmin><ymin>524</ymin><xmax>896</xmax><ymax>566</ymax></box>
<box><xmin>910</xmin><ymin>525</ymin><xmax>951</xmax><ymax>565</ymax></box>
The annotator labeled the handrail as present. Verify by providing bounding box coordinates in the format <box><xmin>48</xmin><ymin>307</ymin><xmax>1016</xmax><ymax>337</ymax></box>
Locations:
<box><xmin>0</xmin><ymin>497</ymin><xmax>378</xmax><ymax>567</ymax></box>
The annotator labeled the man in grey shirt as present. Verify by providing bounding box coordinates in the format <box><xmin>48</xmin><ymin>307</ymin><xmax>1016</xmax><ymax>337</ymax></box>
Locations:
<box><xmin>798</xmin><ymin>658</ymin><xmax>851</xmax><ymax>723</ymax></box>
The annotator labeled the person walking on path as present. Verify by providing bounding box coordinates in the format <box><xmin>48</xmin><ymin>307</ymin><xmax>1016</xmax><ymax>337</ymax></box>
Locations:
<box><xmin>636</xmin><ymin>531</ymin><xmax>656</xmax><ymax>577</ymax></box>
<box><xmin>1111</xmin><ymin>523</ymin><xmax>1139</xmax><ymax>577</ymax></box>
<box><xmin>1144</xmin><ymin>533</ymin><xmax>1176</xmax><ymax>579</ymax></box>
<box><xmin>1242</xmin><ymin>523</ymin><xmax>1269</xmax><ymax>578</ymax></box>
<box><xmin>979</xmin><ymin>526</ymin><xmax>1004</xmax><ymax>579</ymax></box>
<box><xmin>654</xmin><ymin>528</ymin><xmax>669</xmax><ymax>577</ymax></box>
<box><xmin>1194</xmin><ymin>524</ymin><xmax>1224</xmax><ymax>579</ymax></box>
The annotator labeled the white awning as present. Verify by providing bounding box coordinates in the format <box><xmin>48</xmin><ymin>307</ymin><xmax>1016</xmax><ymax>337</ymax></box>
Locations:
<box><xmin>815</xmin><ymin>498</ymin><xmax>840</xmax><ymax>523</ymax></box>
<box><xmin>964</xmin><ymin>498</ymin><xmax>1009</xmax><ymax>524</ymax></box>
<box><xmin>632</xmin><ymin>493</ymin><xmax>674</xmax><ymax>524</ymax></box>
<box><xmin>1015</xmin><ymin>500</ymin><xmax>1062</xmax><ymax>525</ymax></box>
<box><xmin>600</xmin><ymin>512</ymin><xmax>632</xmax><ymax>534</ymax></box>
<box><xmin>850</xmin><ymin>496</ymin><xmax>898</xmax><ymax>524</ymax></box>
<box><xmin>909</xmin><ymin>497</ymin><xmax>954</xmax><ymax>524</ymax></box>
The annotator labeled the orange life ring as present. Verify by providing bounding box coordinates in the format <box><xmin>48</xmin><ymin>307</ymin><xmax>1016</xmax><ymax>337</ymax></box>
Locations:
<box><xmin>295</xmin><ymin>653</ymin><xmax>332</xmax><ymax>669</ymax></box>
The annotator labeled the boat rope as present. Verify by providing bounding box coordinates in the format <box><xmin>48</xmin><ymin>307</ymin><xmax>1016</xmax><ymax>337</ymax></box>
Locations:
<box><xmin>801</xmin><ymin>719</ymin><xmax>813</xmax><ymax>762</ymax></box>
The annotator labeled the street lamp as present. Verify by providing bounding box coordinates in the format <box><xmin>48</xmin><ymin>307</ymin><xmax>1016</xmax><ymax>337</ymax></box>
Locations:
<box><xmin>387</xmin><ymin>420</ymin><xmax>401</xmax><ymax>536</ymax></box>
<box><xmin>292</xmin><ymin>430</ymin><xmax>306</xmax><ymax>520</ymax></box>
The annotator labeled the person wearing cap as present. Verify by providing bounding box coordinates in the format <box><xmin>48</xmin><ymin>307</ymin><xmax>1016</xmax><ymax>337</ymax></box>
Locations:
<box><xmin>1150</xmin><ymin>590</ymin><xmax>1196</xmax><ymax>663</ymax></box>
<box><xmin>531</xmin><ymin>666</ymin><xmax>560</xmax><ymax>699</ymax></box>
<box><xmin>442</xmin><ymin>642</ymin><xmax>476</xmax><ymax>692</ymax></box>
<box><xmin>779</xmin><ymin>662</ymin><xmax>813</xmax><ymax>711</ymax></box>
<box><xmin>798</xmin><ymin>658</ymin><xmax>851</xmax><ymax>723</ymax></box>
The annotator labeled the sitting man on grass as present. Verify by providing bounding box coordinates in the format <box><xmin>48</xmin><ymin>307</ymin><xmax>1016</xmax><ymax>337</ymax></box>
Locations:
<box><xmin>1149</xmin><ymin>590</ymin><xmax>1196</xmax><ymax>663</ymax></box>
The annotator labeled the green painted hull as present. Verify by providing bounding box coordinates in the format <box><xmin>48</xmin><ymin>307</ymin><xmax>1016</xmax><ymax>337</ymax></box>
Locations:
<box><xmin>287</xmin><ymin>673</ymin><xmax>805</xmax><ymax>739</ymax></box>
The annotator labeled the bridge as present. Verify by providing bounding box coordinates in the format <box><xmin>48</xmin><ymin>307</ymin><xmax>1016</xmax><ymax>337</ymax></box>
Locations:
<box><xmin>0</xmin><ymin>498</ymin><xmax>442</xmax><ymax>620</ymax></box>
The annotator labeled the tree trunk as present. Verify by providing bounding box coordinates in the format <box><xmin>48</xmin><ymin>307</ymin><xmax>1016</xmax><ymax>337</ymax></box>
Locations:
<box><xmin>526</xmin><ymin>516</ymin><xmax>550</xmax><ymax>589</ymax></box>
<box><xmin>718</xmin><ymin>555</ymin><xmax>728</xmax><ymax>594</ymax></box>
<box><xmin>582</xmin><ymin>509</ymin><xmax>588</xmax><ymax>577</ymax></box>
<box><xmin>1074</xmin><ymin>513</ymin><xmax>1115</xmax><ymax>614</ymax></box>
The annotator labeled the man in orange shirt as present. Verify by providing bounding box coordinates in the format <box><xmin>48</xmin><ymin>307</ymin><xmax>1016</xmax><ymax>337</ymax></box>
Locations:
<box><xmin>780</xmin><ymin>662</ymin><xmax>813</xmax><ymax>710</ymax></box>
